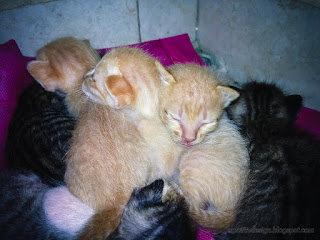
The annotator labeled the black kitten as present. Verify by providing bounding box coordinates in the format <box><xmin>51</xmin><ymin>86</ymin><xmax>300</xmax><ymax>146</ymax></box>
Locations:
<box><xmin>5</xmin><ymin>81</ymin><xmax>76</xmax><ymax>186</ymax></box>
<box><xmin>219</xmin><ymin>81</ymin><xmax>320</xmax><ymax>240</ymax></box>
<box><xmin>107</xmin><ymin>179</ymin><xmax>197</xmax><ymax>240</ymax></box>
<box><xmin>0</xmin><ymin>170</ymin><xmax>75</xmax><ymax>240</ymax></box>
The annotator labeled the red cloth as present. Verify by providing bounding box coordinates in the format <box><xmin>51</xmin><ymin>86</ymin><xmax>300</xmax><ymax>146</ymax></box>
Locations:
<box><xmin>1</xmin><ymin>34</ymin><xmax>319</xmax><ymax>240</ymax></box>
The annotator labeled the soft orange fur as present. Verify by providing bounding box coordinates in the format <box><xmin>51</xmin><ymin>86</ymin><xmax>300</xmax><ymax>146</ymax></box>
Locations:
<box><xmin>82</xmin><ymin>47</ymin><xmax>182</xmax><ymax>179</ymax></box>
<box><xmin>27</xmin><ymin>37</ymin><xmax>100</xmax><ymax>116</ymax></box>
<box><xmin>85</xmin><ymin>53</ymin><xmax>249</xmax><ymax>232</ymax></box>
<box><xmin>28</xmin><ymin>42</ymin><xmax>179</xmax><ymax>239</ymax></box>
<box><xmin>28</xmin><ymin>38</ymin><xmax>248</xmax><ymax>236</ymax></box>
<box><xmin>157</xmin><ymin>64</ymin><xmax>249</xmax><ymax>230</ymax></box>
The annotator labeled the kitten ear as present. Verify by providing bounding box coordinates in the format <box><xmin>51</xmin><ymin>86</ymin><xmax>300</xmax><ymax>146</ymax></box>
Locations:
<box><xmin>105</xmin><ymin>75</ymin><xmax>135</xmax><ymax>109</ymax></box>
<box><xmin>217</xmin><ymin>86</ymin><xmax>240</xmax><ymax>108</ymax></box>
<box><xmin>27</xmin><ymin>60</ymin><xmax>60</xmax><ymax>92</ymax></box>
<box><xmin>155</xmin><ymin>61</ymin><xmax>176</xmax><ymax>85</ymax></box>
<box><xmin>286</xmin><ymin>94</ymin><xmax>303</xmax><ymax>119</ymax></box>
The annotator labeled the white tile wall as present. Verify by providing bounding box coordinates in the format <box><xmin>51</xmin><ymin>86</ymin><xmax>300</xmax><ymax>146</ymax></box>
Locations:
<box><xmin>0</xmin><ymin>0</ymin><xmax>140</xmax><ymax>56</ymax></box>
<box><xmin>198</xmin><ymin>0</ymin><xmax>320</xmax><ymax>111</ymax></box>
<box><xmin>138</xmin><ymin>0</ymin><xmax>197</xmax><ymax>42</ymax></box>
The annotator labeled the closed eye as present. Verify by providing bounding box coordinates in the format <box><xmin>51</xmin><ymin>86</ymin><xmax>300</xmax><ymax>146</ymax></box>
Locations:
<box><xmin>200</xmin><ymin>119</ymin><xmax>217</xmax><ymax>127</ymax></box>
<box><xmin>165</xmin><ymin>111</ymin><xmax>180</xmax><ymax>122</ymax></box>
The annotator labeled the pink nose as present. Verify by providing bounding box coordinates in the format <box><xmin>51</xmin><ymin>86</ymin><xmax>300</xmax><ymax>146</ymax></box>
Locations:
<box><xmin>182</xmin><ymin>135</ymin><xmax>196</xmax><ymax>143</ymax></box>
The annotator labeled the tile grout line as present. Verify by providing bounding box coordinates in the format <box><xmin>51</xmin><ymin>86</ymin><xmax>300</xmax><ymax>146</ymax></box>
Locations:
<box><xmin>136</xmin><ymin>0</ymin><xmax>142</xmax><ymax>43</ymax></box>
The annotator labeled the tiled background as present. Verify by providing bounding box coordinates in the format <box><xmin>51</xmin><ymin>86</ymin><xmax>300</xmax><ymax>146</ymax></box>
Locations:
<box><xmin>0</xmin><ymin>0</ymin><xmax>319</xmax><ymax>111</ymax></box>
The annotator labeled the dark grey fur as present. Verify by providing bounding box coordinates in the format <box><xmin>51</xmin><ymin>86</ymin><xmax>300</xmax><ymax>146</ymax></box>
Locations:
<box><xmin>217</xmin><ymin>81</ymin><xmax>320</xmax><ymax>240</ymax></box>
<box><xmin>5</xmin><ymin>81</ymin><xmax>76</xmax><ymax>186</ymax></box>
<box><xmin>0</xmin><ymin>170</ymin><xmax>75</xmax><ymax>240</ymax></box>
<box><xmin>108</xmin><ymin>179</ymin><xmax>197</xmax><ymax>240</ymax></box>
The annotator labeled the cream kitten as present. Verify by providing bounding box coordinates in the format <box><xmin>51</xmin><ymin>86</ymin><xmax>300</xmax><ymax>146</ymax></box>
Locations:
<box><xmin>82</xmin><ymin>47</ymin><xmax>182</xmax><ymax>179</ymax></box>
<box><xmin>156</xmin><ymin>63</ymin><xmax>249</xmax><ymax>230</ymax></box>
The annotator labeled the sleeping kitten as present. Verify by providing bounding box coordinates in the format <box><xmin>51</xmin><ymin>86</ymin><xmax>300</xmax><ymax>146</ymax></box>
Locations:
<box><xmin>218</xmin><ymin>81</ymin><xmax>320</xmax><ymax>240</ymax></box>
<box><xmin>82</xmin><ymin>50</ymin><xmax>249</xmax><ymax>232</ymax></box>
<box><xmin>5</xmin><ymin>81</ymin><xmax>76</xmax><ymax>186</ymax></box>
<box><xmin>156</xmin><ymin>63</ymin><xmax>249</xmax><ymax>230</ymax></box>
<box><xmin>81</xmin><ymin>47</ymin><xmax>182</xmax><ymax>178</ymax></box>
<box><xmin>28</xmin><ymin>42</ymin><xmax>159</xmax><ymax>239</ymax></box>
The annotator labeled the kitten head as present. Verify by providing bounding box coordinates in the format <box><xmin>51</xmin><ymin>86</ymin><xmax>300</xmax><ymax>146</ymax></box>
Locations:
<box><xmin>156</xmin><ymin>63</ymin><xmax>239</xmax><ymax>146</ymax></box>
<box><xmin>82</xmin><ymin>47</ymin><xmax>162</xmax><ymax>117</ymax></box>
<box><xmin>27</xmin><ymin>37</ymin><xmax>100</xmax><ymax>93</ymax></box>
<box><xmin>226</xmin><ymin>81</ymin><xmax>302</xmax><ymax>128</ymax></box>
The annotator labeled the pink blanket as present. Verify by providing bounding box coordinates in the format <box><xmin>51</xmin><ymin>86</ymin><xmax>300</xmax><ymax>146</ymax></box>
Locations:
<box><xmin>1</xmin><ymin>34</ymin><xmax>320</xmax><ymax>240</ymax></box>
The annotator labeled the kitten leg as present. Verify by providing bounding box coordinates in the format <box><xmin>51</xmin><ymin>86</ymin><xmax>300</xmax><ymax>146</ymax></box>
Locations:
<box><xmin>44</xmin><ymin>186</ymin><xmax>94</xmax><ymax>237</ymax></box>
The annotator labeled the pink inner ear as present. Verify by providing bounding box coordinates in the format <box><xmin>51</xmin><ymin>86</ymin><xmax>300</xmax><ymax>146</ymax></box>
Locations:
<box><xmin>105</xmin><ymin>75</ymin><xmax>135</xmax><ymax>108</ymax></box>
<box><xmin>179</xmin><ymin>108</ymin><xmax>183</xmax><ymax>117</ymax></box>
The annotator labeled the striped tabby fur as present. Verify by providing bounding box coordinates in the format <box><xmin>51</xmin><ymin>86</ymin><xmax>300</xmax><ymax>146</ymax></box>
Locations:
<box><xmin>5</xmin><ymin>81</ymin><xmax>76</xmax><ymax>186</ymax></box>
<box><xmin>217</xmin><ymin>81</ymin><xmax>320</xmax><ymax>240</ymax></box>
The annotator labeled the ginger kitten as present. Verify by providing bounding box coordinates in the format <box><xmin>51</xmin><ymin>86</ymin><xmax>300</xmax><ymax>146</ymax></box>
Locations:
<box><xmin>156</xmin><ymin>63</ymin><xmax>249</xmax><ymax>230</ymax></box>
<box><xmin>82</xmin><ymin>47</ymin><xmax>182</xmax><ymax>178</ymax></box>
<box><xmin>28</xmin><ymin>42</ymin><xmax>171</xmax><ymax>239</ymax></box>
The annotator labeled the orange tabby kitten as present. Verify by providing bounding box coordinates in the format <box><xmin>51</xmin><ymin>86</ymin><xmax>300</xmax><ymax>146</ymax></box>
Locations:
<box><xmin>157</xmin><ymin>63</ymin><xmax>249</xmax><ymax>230</ymax></box>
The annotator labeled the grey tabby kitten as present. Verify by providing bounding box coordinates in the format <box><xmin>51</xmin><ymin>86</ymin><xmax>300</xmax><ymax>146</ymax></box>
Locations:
<box><xmin>216</xmin><ymin>81</ymin><xmax>320</xmax><ymax>240</ymax></box>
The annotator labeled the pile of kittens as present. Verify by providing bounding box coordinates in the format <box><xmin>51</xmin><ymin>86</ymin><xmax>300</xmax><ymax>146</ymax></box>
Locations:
<box><xmin>1</xmin><ymin>37</ymin><xmax>319</xmax><ymax>240</ymax></box>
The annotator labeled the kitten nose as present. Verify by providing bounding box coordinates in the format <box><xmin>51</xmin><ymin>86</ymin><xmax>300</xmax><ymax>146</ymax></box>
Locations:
<box><xmin>183</xmin><ymin>135</ymin><xmax>196</xmax><ymax>143</ymax></box>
